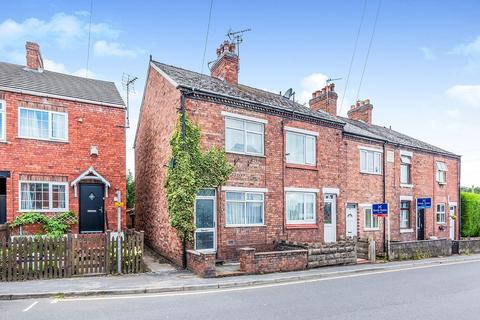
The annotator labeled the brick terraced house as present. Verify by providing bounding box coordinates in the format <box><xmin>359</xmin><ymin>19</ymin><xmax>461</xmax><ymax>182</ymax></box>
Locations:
<box><xmin>135</xmin><ymin>40</ymin><xmax>460</xmax><ymax>265</ymax></box>
<box><xmin>0</xmin><ymin>42</ymin><xmax>126</xmax><ymax>233</ymax></box>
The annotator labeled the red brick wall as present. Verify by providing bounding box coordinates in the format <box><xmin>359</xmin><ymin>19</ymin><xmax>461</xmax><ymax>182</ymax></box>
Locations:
<box><xmin>134</xmin><ymin>64</ymin><xmax>183</xmax><ymax>265</ymax></box>
<box><xmin>239</xmin><ymin>247</ymin><xmax>308</xmax><ymax>274</ymax></box>
<box><xmin>0</xmin><ymin>90</ymin><xmax>126</xmax><ymax>232</ymax></box>
<box><xmin>186</xmin><ymin>250</ymin><xmax>216</xmax><ymax>277</ymax></box>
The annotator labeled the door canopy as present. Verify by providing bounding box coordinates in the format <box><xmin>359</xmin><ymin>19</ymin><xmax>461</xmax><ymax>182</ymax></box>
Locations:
<box><xmin>71</xmin><ymin>166</ymin><xmax>111</xmax><ymax>198</ymax></box>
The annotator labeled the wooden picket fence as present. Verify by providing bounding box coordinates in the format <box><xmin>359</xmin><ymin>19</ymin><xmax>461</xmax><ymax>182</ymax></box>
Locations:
<box><xmin>0</xmin><ymin>230</ymin><xmax>144</xmax><ymax>281</ymax></box>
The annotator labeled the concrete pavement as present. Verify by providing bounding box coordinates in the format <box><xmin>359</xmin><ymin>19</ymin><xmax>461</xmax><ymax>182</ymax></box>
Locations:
<box><xmin>0</xmin><ymin>254</ymin><xmax>479</xmax><ymax>300</ymax></box>
<box><xmin>1</xmin><ymin>255</ymin><xmax>480</xmax><ymax>320</ymax></box>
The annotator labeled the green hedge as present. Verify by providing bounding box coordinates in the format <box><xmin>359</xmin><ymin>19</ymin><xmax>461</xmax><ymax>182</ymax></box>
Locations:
<box><xmin>461</xmin><ymin>192</ymin><xmax>480</xmax><ymax>237</ymax></box>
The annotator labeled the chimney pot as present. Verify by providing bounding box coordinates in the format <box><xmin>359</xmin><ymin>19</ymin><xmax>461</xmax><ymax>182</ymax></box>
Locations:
<box><xmin>348</xmin><ymin>98</ymin><xmax>373</xmax><ymax>124</ymax></box>
<box><xmin>308</xmin><ymin>83</ymin><xmax>338</xmax><ymax>116</ymax></box>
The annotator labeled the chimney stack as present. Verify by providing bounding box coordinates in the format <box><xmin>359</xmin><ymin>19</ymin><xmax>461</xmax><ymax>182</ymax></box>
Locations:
<box><xmin>347</xmin><ymin>99</ymin><xmax>373</xmax><ymax>124</ymax></box>
<box><xmin>309</xmin><ymin>83</ymin><xmax>338</xmax><ymax>116</ymax></box>
<box><xmin>26</xmin><ymin>42</ymin><xmax>44</xmax><ymax>71</ymax></box>
<box><xmin>211</xmin><ymin>40</ymin><xmax>239</xmax><ymax>85</ymax></box>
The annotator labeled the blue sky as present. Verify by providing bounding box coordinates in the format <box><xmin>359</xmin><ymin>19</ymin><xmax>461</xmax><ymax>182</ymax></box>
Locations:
<box><xmin>1</xmin><ymin>0</ymin><xmax>479</xmax><ymax>185</ymax></box>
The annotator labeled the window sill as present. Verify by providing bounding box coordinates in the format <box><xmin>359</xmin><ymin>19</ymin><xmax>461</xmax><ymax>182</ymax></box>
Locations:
<box><xmin>224</xmin><ymin>224</ymin><xmax>266</xmax><ymax>228</ymax></box>
<box><xmin>286</xmin><ymin>224</ymin><xmax>318</xmax><ymax>229</ymax></box>
<box><xmin>0</xmin><ymin>140</ymin><xmax>7</xmax><ymax>144</ymax></box>
<box><xmin>226</xmin><ymin>151</ymin><xmax>265</xmax><ymax>158</ymax></box>
<box><xmin>400</xmin><ymin>228</ymin><xmax>414</xmax><ymax>233</ymax></box>
<box><xmin>364</xmin><ymin>228</ymin><xmax>380</xmax><ymax>232</ymax></box>
<box><xmin>360</xmin><ymin>171</ymin><xmax>383</xmax><ymax>176</ymax></box>
<box><xmin>17</xmin><ymin>136</ymin><xmax>69</xmax><ymax>144</ymax></box>
<box><xmin>285</xmin><ymin>163</ymin><xmax>318</xmax><ymax>171</ymax></box>
<box><xmin>400</xmin><ymin>184</ymin><xmax>414</xmax><ymax>189</ymax></box>
<box><xmin>437</xmin><ymin>182</ymin><xmax>447</xmax><ymax>186</ymax></box>
<box><xmin>18</xmin><ymin>209</ymin><xmax>69</xmax><ymax>213</ymax></box>
<box><xmin>436</xmin><ymin>222</ymin><xmax>446</xmax><ymax>225</ymax></box>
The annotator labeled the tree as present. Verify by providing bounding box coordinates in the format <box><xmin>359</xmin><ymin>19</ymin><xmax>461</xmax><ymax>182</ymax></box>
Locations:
<box><xmin>165</xmin><ymin>114</ymin><xmax>233</xmax><ymax>267</ymax></box>
<box><xmin>126</xmin><ymin>170</ymin><xmax>135</xmax><ymax>209</ymax></box>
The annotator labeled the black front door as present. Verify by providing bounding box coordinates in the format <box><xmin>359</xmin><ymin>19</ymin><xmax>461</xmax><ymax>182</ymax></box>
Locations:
<box><xmin>417</xmin><ymin>209</ymin><xmax>425</xmax><ymax>240</ymax></box>
<box><xmin>79</xmin><ymin>184</ymin><xmax>105</xmax><ymax>233</ymax></box>
<box><xmin>0</xmin><ymin>178</ymin><xmax>6</xmax><ymax>224</ymax></box>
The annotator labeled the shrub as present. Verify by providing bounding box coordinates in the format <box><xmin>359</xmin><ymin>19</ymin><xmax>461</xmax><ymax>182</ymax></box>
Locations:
<box><xmin>461</xmin><ymin>192</ymin><xmax>480</xmax><ymax>237</ymax></box>
<box><xmin>10</xmin><ymin>211</ymin><xmax>77</xmax><ymax>238</ymax></box>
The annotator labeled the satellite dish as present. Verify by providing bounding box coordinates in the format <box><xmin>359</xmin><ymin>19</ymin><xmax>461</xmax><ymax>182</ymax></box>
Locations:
<box><xmin>283</xmin><ymin>88</ymin><xmax>294</xmax><ymax>99</ymax></box>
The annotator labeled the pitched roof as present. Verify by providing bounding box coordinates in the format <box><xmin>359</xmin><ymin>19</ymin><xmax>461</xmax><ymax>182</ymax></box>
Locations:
<box><xmin>341</xmin><ymin>117</ymin><xmax>459</xmax><ymax>157</ymax></box>
<box><xmin>0</xmin><ymin>61</ymin><xmax>124</xmax><ymax>107</ymax></box>
<box><xmin>151</xmin><ymin>60</ymin><xmax>344</xmax><ymax>126</ymax></box>
<box><xmin>149</xmin><ymin>59</ymin><xmax>458</xmax><ymax>158</ymax></box>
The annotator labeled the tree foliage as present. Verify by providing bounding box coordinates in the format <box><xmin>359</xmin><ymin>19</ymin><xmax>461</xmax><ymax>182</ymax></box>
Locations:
<box><xmin>126</xmin><ymin>170</ymin><xmax>135</xmax><ymax>209</ymax></box>
<box><xmin>461</xmin><ymin>192</ymin><xmax>480</xmax><ymax>237</ymax></box>
<box><xmin>165</xmin><ymin>114</ymin><xmax>234</xmax><ymax>241</ymax></box>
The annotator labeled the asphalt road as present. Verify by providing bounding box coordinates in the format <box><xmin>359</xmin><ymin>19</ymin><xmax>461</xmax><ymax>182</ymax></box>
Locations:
<box><xmin>2</xmin><ymin>258</ymin><xmax>480</xmax><ymax>320</ymax></box>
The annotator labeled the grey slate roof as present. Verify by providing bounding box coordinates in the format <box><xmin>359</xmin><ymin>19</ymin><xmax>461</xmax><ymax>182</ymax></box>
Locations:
<box><xmin>341</xmin><ymin>117</ymin><xmax>459</xmax><ymax>157</ymax></box>
<box><xmin>0</xmin><ymin>61</ymin><xmax>124</xmax><ymax>107</ymax></box>
<box><xmin>151</xmin><ymin>60</ymin><xmax>458</xmax><ymax>158</ymax></box>
<box><xmin>152</xmin><ymin>61</ymin><xmax>344</xmax><ymax>125</ymax></box>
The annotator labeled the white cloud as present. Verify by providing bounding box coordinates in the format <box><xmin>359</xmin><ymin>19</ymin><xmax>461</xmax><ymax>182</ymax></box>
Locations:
<box><xmin>93</xmin><ymin>40</ymin><xmax>142</xmax><ymax>58</ymax></box>
<box><xmin>72</xmin><ymin>68</ymin><xmax>98</xmax><ymax>79</ymax></box>
<box><xmin>419</xmin><ymin>46</ymin><xmax>435</xmax><ymax>60</ymax></box>
<box><xmin>299</xmin><ymin>73</ymin><xmax>329</xmax><ymax>104</ymax></box>
<box><xmin>446</xmin><ymin>85</ymin><xmax>480</xmax><ymax>107</ymax></box>
<box><xmin>43</xmin><ymin>58</ymin><xmax>67</xmax><ymax>73</ymax></box>
<box><xmin>451</xmin><ymin>36</ymin><xmax>480</xmax><ymax>56</ymax></box>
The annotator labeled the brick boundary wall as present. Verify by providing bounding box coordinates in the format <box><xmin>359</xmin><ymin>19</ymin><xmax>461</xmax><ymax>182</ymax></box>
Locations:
<box><xmin>389</xmin><ymin>238</ymin><xmax>452</xmax><ymax>260</ymax></box>
<box><xmin>452</xmin><ymin>238</ymin><xmax>480</xmax><ymax>254</ymax></box>
<box><xmin>239</xmin><ymin>247</ymin><xmax>308</xmax><ymax>274</ymax></box>
<box><xmin>186</xmin><ymin>250</ymin><xmax>216</xmax><ymax>278</ymax></box>
<box><xmin>279</xmin><ymin>240</ymin><xmax>357</xmax><ymax>268</ymax></box>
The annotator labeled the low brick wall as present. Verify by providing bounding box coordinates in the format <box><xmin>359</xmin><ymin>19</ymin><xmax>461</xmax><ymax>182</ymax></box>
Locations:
<box><xmin>280</xmin><ymin>240</ymin><xmax>357</xmax><ymax>268</ymax></box>
<box><xmin>186</xmin><ymin>250</ymin><xmax>216</xmax><ymax>278</ymax></box>
<box><xmin>390</xmin><ymin>238</ymin><xmax>452</xmax><ymax>260</ymax></box>
<box><xmin>453</xmin><ymin>238</ymin><xmax>480</xmax><ymax>254</ymax></box>
<box><xmin>239</xmin><ymin>247</ymin><xmax>308</xmax><ymax>274</ymax></box>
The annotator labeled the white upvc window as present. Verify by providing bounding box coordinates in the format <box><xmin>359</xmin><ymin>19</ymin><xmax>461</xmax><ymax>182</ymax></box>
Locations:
<box><xmin>225</xmin><ymin>116</ymin><xmax>264</xmax><ymax>156</ymax></box>
<box><xmin>436</xmin><ymin>162</ymin><xmax>447</xmax><ymax>184</ymax></box>
<box><xmin>436</xmin><ymin>203</ymin><xmax>446</xmax><ymax>224</ymax></box>
<box><xmin>0</xmin><ymin>100</ymin><xmax>5</xmax><ymax>141</ymax></box>
<box><xmin>18</xmin><ymin>108</ymin><xmax>68</xmax><ymax>142</ymax></box>
<box><xmin>286</xmin><ymin>192</ymin><xmax>316</xmax><ymax>224</ymax></box>
<box><xmin>400</xmin><ymin>200</ymin><xmax>411</xmax><ymax>229</ymax></box>
<box><xmin>19</xmin><ymin>181</ymin><xmax>69</xmax><ymax>212</ymax></box>
<box><xmin>226</xmin><ymin>191</ymin><xmax>264</xmax><ymax>226</ymax></box>
<box><xmin>400</xmin><ymin>155</ymin><xmax>411</xmax><ymax>184</ymax></box>
<box><xmin>364</xmin><ymin>207</ymin><xmax>379</xmax><ymax>230</ymax></box>
<box><xmin>360</xmin><ymin>149</ymin><xmax>382</xmax><ymax>174</ymax></box>
<box><xmin>286</xmin><ymin>131</ymin><xmax>316</xmax><ymax>166</ymax></box>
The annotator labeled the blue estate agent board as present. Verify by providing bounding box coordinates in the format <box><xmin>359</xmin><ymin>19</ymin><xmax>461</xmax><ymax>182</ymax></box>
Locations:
<box><xmin>416</xmin><ymin>198</ymin><xmax>432</xmax><ymax>209</ymax></box>
<box><xmin>372</xmin><ymin>203</ymin><xmax>389</xmax><ymax>216</ymax></box>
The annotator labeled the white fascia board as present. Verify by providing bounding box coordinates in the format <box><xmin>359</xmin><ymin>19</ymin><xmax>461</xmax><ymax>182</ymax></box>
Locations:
<box><xmin>221</xmin><ymin>111</ymin><xmax>268</xmax><ymax>124</ymax></box>
<box><xmin>284</xmin><ymin>126</ymin><xmax>319</xmax><ymax>137</ymax></box>
<box><xmin>221</xmin><ymin>186</ymin><xmax>268</xmax><ymax>193</ymax></box>
<box><xmin>284</xmin><ymin>187</ymin><xmax>320</xmax><ymax>193</ymax></box>
<box><xmin>322</xmin><ymin>187</ymin><xmax>340</xmax><ymax>195</ymax></box>
<box><xmin>358</xmin><ymin>145</ymin><xmax>384</xmax><ymax>153</ymax></box>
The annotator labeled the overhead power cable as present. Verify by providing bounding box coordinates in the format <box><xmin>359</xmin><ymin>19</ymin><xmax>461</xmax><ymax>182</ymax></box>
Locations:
<box><xmin>201</xmin><ymin>0</ymin><xmax>214</xmax><ymax>74</ymax></box>
<box><xmin>339</xmin><ymin>0</ymin><xmax>367</xmax><ymax>115</ymax></box>
<box><xmin>356</xmin><ymin>0</ymin><xmax>382</xmax><ymax>101</ymax></box>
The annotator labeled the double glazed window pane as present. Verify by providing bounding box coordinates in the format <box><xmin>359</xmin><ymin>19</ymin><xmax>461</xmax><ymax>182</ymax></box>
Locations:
<box><xmin>225</xmin><ymin>118</ymin><xmax>264</xmax><ymax>155</ymax></box>
<box><xmin>400</xmin><ymin>164</ymin><xmax>410</xmax><ymax>184</ymax></box>
<box><xmin>286</xmin><ymin>132</ymin><xmax>316</xmax><ymax>165</ymax></box>
<box><xmin>51</xmin><ymin>113</ymin><xmax>66</xmax><ymax>140</ymax></box>
<box><xmin>0</xmin><ymin>110</ymin><xmax>3</xmax><ymax>140</ymax></box>
<box><xmin>21</xmin><ymin>183</ymin><xmax>49</xmax><ymax>210</ymax></box>
<box><xmin>286</xmin><ymin>192</ymin><xmax>315</xmax><ymax>223</ymax></box>
<box><xmin>226</xmin><ymin>192</ymin><xmax>263</xmax><ymax>226</ymax></box>
<box><xmin>365</xmin><ymin>208</ymin><xmax>378</xmax><ymax>229</ymax></box>
<box><xmin>52</xmin><ymin>184</ymin><xmax>66</xmax><ymax>209</ymax></box>
<box><xmin>400</xmin><ymin>201</ymin><xmax>410</xmax><ymax>228</ymax></box>
<box><xmin>360</xmin><ymin>150</ymin><xmax>382</xmax><ymax>174</ymax></box>
<box><xmin>20</xmin><ymin>109</ymin><xmax>48</xmax><ymax>139</ymax></box>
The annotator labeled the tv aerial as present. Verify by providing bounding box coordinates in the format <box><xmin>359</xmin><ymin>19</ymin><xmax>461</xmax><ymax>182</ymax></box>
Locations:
<box><xmin>122</xmin><ymin>73</ymin><xmax>138</xmax><ymax>129</ymax></box>
<box><xmin>226</xmin><ymin>28</ymin><xmax>251</xmax><ymax>57</ymax></box>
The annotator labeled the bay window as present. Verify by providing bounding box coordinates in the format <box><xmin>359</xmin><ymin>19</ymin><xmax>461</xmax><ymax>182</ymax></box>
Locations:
<box><xmin>360</xmin><ymin>149</ymin><xmax>382</xmax><ymax>174</ymax></box>
<box><xmin>225</xmin><ymin>116</ymin><xmax>264</xmax><ymax>156</ymax></box>
<box><xmin>286</xmin><ymin>131</ymin><xmax>316</xmax><ymax>166</ymax></box>
<box><xmin>19</xmin><ymin>108</ymin><xmax>68</xmax><ymax>141</ymax></box>
<box><xmin>286</xmin><ymin>192</ymin><xmax>316</xmax><ymax>224</ymax></box>
<box><xmin>226</xmin><ymin>191</ymin><xmax>264</xmax><ymax>226</ymax></box>
<box><xmin>20</xmin><ymin>181</ymin><xmax>68</xmax><ymax>212</ymax></box>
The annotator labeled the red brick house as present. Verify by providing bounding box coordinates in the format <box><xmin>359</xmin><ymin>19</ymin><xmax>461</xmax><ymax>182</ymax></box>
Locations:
<box><xmin>0</xmin><ymin>42</ymin><xmax>126</xmax><ymax>234</ymax></box>
<box><xmin>135</xmin><ymin>40</ymin><xmax>460</xmax><ymax>265</ymax></box>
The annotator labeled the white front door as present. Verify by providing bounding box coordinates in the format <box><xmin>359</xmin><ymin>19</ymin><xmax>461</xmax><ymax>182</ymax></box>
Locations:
<box><xmin>324</xmin><ymin>194</ymin><xmax>337</xmax><ymax>243</ymax></box>
<box><xmin>194</xmin><ymin>189</ymin><xmax>216</xmax><ymax>252</ymax></box>
<box><xmin>346</xmin><ymin>203</ymin><xmax>358</xmax><ymax>238</ymax></box>
<box><xmin>449</xmin><ymin>205</ymin><xmax>456</xmax><ymax>240</ymax></box>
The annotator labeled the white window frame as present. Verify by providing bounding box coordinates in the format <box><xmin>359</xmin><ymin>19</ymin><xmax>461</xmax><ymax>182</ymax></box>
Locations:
<box><xmin>0</xmin><ymin>99</ymin><xmax>5</xmax><ymax>141</ymax></box>
<box><xmin>285</xmin><ymin>130</ymin><xmax>317</xmax><ymax>166</ymax></box>
<box><xmin>436</xmin><ymin>162</ymin><xmax>447</xmax><ymax>184</ymax></box>
<box><xmin>400</xmin><ymin>155</ymin><xmax>412</xmax><ymax>184</ymax></box>
<box><xmin>18</xmin><ymin>107</ymin><xmax>68</xmax><ymax>142</ymax></box>
<box><xmin>359</xmin><ymin>149</ymin><xmax>383</xmax><ymax>175</ymax></box>
<box><xmin>224</xmin><ymin>115</ymin><xmax>264</xmax><ymax>156</ymax></box>
<box><xmin>19</xmin><ymin>181</ymin><xmax>69</xmax><ymax>213</ymax></box>
<box><xmin>436</xmin><ymin>203</ymin><xmax>446</xmax><ymax>224</ymax></box>
<box><xmin>225</xmin><ymin>191</ymin><xmax>265</xmax><ymax>227</ymax></box>
<box><xmin>285</xmin><ymin>191</ymin><xmax>316</xmax><ymax>224</ymax></box>
<box><xmin>364</xmin><ymin>206</ymin><xmax>379</xmax><ymax>230</ymax></box>
<box><xmin>400</xmin><ymin>200</ymin><xmax>411</xmax><ymax>229</ymax></box>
